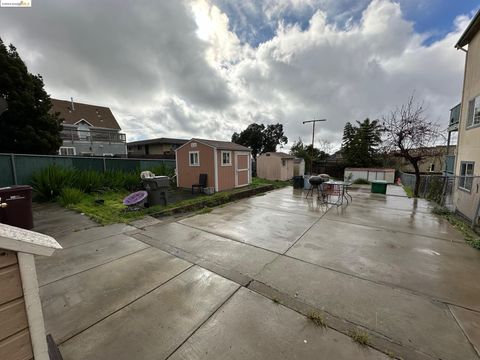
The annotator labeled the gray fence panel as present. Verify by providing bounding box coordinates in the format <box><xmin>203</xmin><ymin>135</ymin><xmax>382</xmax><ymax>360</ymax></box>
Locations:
<box><xmin>0</xmin><ymin>154</ymin><xmax>14</xmax><ymax>187</ymax></box>
<box><xmin>14</xmin><ymin>154</ymin><xmax>73</xmax><ymax>185</ymax></box>
<box><xmin>0</xmin><ymin>153</ymin><xmax>177</xmax><ymax>187</ymax></box>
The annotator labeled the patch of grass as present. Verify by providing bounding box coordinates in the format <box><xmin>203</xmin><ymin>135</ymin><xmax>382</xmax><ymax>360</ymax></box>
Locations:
<box><xmin>58</xmin><ymin>187</ymin><xmax>84</xmax><ymax>207</ymax></box>
<box><xmin>348</xmin><ymin>328</ymin><xmax>370</xmax><ymax>346</ymax></box>
<box><xmin>307</xmin><ymin>311</ymin><xmax>326</xmax><ymax>328</ymax></box>
<box><xmin>65</xmin><ymin>183</ymin><xmax>274</xmax><ymax>225</ymax></box>
<box><xmin>403</xmin><ymin>185</ymin><xmax>413</xmax><ymax>198</ymax></box>
<box><xmin>196</xmin><ymin>207</ymin><xmax>213</xmax><ymax>215</ymax></box>
<box><xmin>353</xmin><ymin>178</ymin><xmax>370</xmax><ymax>185</ymax></box>
<box><xmin>251</xmin><ymin>177</ymin><xmax>290</xmax><ymax>189</ymax></box>
<box><xmin>432</xmin><ymin>206</ymin><xmax>480</xmax><ymax>249</ymax></box>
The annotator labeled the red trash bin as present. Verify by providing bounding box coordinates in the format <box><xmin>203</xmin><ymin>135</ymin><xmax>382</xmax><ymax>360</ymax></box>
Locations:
<box><xmin>0</xmin><ymin>185</ymin><xmax>34</xmax><ymax>229</ymax></box>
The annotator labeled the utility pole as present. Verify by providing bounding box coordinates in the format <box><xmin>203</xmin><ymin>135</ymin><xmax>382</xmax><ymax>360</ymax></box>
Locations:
<box><xmin>303</xmin><ymin>118</ymin><xmax>326</xmax><ymax>173</ymax></box>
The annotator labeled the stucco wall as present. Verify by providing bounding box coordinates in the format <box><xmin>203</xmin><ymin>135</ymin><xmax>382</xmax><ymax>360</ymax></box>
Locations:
<box><xmin>177</xmin><ymin>141</ymin><xmax>215</xmax><ymax>189</ymax></box>
<box><xmin>454</xmin><ymin>29</ymin><xmax>480</xmax><ymax>221</ymax></box>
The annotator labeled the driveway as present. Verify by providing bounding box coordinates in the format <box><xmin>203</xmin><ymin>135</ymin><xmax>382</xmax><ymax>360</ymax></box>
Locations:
<box><xmin>35</xmin><ymin>186</ymin><xmax>480</xmax><ymax>360</ymax></box>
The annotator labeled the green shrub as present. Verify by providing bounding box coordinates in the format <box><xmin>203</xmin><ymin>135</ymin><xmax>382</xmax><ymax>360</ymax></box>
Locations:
<box><xmin>58</xmin><ymin>187</ymin><xmax>84</xmax><ymax>206</ymax></box>
<box><xmin>31</xmin><ymin>165</ymin><xmax>75</xmax><ymax>201</ymax></box>
<box><xmin>352</xmin><ymin>178</ymin><xmax>370</xmax><ymax>184</ymax></box>
<box><xmin>73</xmin><ymin>169</ymin><xmax>104</xmax><ymax>193</ymax></box>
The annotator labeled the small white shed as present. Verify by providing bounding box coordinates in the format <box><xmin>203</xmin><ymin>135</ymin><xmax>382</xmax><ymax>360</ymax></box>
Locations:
<box><xmin>344</xmin><ymin>168</ymin><xmax>395</xmax><ymax>183</ymax></box>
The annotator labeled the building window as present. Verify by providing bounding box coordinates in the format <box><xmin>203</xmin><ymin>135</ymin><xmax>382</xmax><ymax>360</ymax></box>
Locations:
<box><xmin>221</xmin><ymin>151</ymin><xmax>231</xmax><ymax>166</ymax></box>
<box><xmin>189</xmin><ymin>151</ymin><xmax>200</xmax><ymax>166</ymax></box>
<box><xmin>459</xmin><ymin>162</ymin><xmax>474</xmax><ymax>191</ymax></box>
<box><xmin>137</xmin><ymin>145</ymin><xmax>142</xmax><ymax>150</ymax></box>
<box><xmin>282</xmin><ymin>159</ymin><xmax>286</xmax><ymax>166</ymax></box>
<box><xmin>59</xmin><ymin>147</ymin><xmax>76</xmax><ymax>156</ymax></box>
<box><xmin>467</xmin><ymin>96</ymin><xmax>480</xmax><ymax>128</ymax></box>
<box><xmin>429</xmin><ymin>163</ymin><xmax>435</xmax><ymax>172</ymax></box>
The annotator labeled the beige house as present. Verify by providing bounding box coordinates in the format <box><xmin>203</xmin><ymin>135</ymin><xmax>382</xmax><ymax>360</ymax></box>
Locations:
<box><xmin>176</xmin><ymin>139</ymin><xmax>251</xmax><ymax>192</ymax></box>
<box><xmin>454</xmin><ymin>10</ymin><xmax>480</xmax><ymax>224</ymax></box>
<box><xmin>257</xmin><ymin>152</ymin><xmax>295</xmax><ymax>181</ymax></box>
<box><xmin>394</xmin><ymin>146</ymin><xmax>455</xmax><ymax>174</ymax></box>
<box><xmin>127</xmin><ymin>138</ymin><xmax>188</xmax><ymax>158</ymax></box>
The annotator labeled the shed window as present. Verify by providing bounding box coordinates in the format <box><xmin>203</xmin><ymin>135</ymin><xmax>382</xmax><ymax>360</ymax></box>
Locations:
<box><xmin>467</xmin><ymin>96</ymin><xmax>480</xmax><ymax>128</ymax></box>
<box><xmin>282</xmin><ymin>159</ymin><xmax>286</xmax><ymax>166</ymax></box>
<box><xmin>59</xmin><ymin>147</ymin><xmax>76</xmax><ymax>156</ymax></box>
<box><xmin>189</xmin><ymin>151</ymin><xmax>200</xmax><ymax>166</ymax></box>
<box><xmin>221</xmin><ymin>151</ymin><xmax>231</xmax><ymax>166</ymax></box>
<box><xmin>459</xmin><ymin>162</ymin><xmax>474</xmax><ymax>191</ymax></box>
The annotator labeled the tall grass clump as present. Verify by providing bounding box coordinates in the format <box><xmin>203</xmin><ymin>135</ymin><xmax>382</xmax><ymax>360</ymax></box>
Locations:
<box><xmin>31</xmin><ymin>165</ymin><xmax>75</xmax><ymax>201</ymax></box>
<box><xmin>149</xmin><ymin>163</ymin><xmax>175</xmax><ymax>178</ymax></box>
<box><xmin>73</xmin><ymin>169</ymin><xmax>104</xmax><ymax>193</ymax></box>
<box><xmin>58</xmin><ymin>187</ymin><xmax>84</xmax><ymax>206</ymax></box>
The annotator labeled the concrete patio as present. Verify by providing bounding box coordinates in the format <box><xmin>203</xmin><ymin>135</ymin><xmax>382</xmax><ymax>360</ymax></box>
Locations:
<box><xmin>34</xmin><ymin>185</ymin><xmax>480</xmax><ymax>360</ymax></box>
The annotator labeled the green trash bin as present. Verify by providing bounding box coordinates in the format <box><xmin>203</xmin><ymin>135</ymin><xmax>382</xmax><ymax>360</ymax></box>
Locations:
<box><xmin>371</xmin><ymin>180</ymin><xmax>388</xmax><ymax>194</ymax></box>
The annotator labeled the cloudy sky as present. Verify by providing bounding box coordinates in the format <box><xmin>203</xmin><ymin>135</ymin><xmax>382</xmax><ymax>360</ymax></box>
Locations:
<box><xmin>0</xmin><ymin>0</ymin><xmax>477</xmax><ymax>150</ymax></box>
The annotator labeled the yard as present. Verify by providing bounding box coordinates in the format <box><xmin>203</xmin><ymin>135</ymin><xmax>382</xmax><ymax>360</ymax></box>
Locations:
<box><xmin>30</xmin><ymin>164</ymin><xmax>290</xmax><ymax>224</ymax></box>
<box><xmin>33</xmin><ymin>184</ymin><xmax>480</xmax><ymax>360</ymax></box>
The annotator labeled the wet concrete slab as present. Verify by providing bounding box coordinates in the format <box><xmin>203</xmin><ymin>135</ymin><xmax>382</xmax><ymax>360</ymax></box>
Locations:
<box><xmin>169</xmin><ymin>287</ymin><xmax>390</xmax><ymax>360</ymax></box>
<box><xmin>33</xmin><ymin>202</ymin><xmax>98</xmax><ymax>238</ymax></box>
<box><xmin>53</xmin><ymin>223</ymin><xmax>136</xmax><ymax>249</ymax></box>
<box><xmin>450</xmin><ymin>305</ymin><xmax>480</xmax><ymax>357</ymax></box>
<box><xmin>287</xmin><ymin>219</ymin><xmax>480</xmax><ymax>310</ymax></box>
<box><xmin>139</xmin><ymin>222</ymin><xmax>278</xmax><ymax>278</ymax></box>
<box><xmin>35</xmin><ymin>234</ymin><xmax>148</xmax><ymax>286</ymax></box>
<box><xmin>59</xmin><ymin>266</ymin><xmax>239</xmax><ymax>360</ymax></box>
<box><xmin>41</xmin><ymin>247</ymin><xmax>191</xmax><ymax>343</ymax></box>
<box><xmin>242</xmin><ymin>192</ymin><xmax>330</xmax><ymax>216</ymax></box>
<box><xmin>325</xmin><ymin>202</ymin><xmax>464</xmax><ymax>242</ymax></box>
<box><xmin>349</xmin><ymin>192</ymin><xmax>433</xmax><ymax>213</ymax></box>
<box><xmin>255</xmin><ymin>255</ymin><xmax>477</xmax><ymax>360</ymax></box>
<box><xmin>180</xmin><ymin>202</ymin><xmax>319</xmax><ymax>253</ymax></box>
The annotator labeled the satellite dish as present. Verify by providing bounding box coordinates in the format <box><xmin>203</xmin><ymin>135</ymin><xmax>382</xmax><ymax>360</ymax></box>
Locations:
<box><xmin>0</xmin><ymin>97</ymin><xmax>7</xmax><ymax>115</ymax></box>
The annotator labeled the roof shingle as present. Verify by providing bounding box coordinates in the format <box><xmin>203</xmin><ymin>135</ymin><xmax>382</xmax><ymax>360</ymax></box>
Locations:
<box><xmin>50</xmin><ymin>98</ymin><xmax>121</xmax><ymax>130</ymax></box>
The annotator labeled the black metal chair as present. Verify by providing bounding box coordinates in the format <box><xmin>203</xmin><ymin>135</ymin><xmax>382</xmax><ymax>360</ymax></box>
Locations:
<box><xmin>192</xmin><ymin>173</ymin><xmax>207</xmax><ymax>194</ymax></box>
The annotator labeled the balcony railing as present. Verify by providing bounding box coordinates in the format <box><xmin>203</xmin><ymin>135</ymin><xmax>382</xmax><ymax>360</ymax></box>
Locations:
<box><xmin>61</xmin><ymin>128</ymin><xmax>126</xmax><ymax>143</ymax></box>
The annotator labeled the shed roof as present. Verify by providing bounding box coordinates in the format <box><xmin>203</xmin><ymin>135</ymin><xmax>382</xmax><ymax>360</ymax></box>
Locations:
<box><xmin>456</xmin><ymin>9</ymin><xmax>480</xmax><ymax>48</ymax></box>
<box><xmin>127</xmin><ymin>137</ymin><xmax>188</xmax><ymax>146</ymax></box>
<box><xmin>50</xmin><ymin>98</ymin><xmax>121</xmax><ymax>130</ymax></box>
<box><xmin>191</xmin><ymin>138</ymin><xmax>251</xmax><ymax>151</ymax></box>
<box><xmin>262</xmin><ymin>152</ymin><xmax>295</xmax><ymax>159</ymax></box>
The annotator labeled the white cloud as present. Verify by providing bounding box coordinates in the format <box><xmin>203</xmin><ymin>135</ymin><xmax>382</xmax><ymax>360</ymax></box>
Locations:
<box><xmin>0</xmin><ymin>0</ymin><xmax>470</xmax><ymax>151</ymax></box>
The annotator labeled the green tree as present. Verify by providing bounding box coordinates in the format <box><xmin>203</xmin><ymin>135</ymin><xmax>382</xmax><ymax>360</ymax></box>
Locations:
<box><xmin>341</xmin><ymin>118</ymin><xmax>382</xmax><ymax>167</ymax></box>
<box><xmin>232</xmin><ymin>122</ymin><xmax>288</xmax><ymax>159</ymax></box>
<box><xmin>289</xmin><ymin>138</ymin><xmax>329</xmax><ymax>173</ymax></box>
<box><xmin>262</xmin><ymin>123</ymin><xmax>288</xmax><ymax>152</ymax></box>
<box><xmin>0</xmin><ymin>38</ymin><xmax>62</xmax><ymax>154</ymax></box>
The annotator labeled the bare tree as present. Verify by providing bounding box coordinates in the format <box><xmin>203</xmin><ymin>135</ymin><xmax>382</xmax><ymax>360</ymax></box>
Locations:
<box><xmin>382</xmin><ymin>95</ymin><xmax>444</xmax><ymax>197</ymax></box>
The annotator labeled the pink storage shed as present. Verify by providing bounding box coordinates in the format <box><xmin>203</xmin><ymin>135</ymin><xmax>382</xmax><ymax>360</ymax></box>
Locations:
<box><xmin>175</xmin><ymin>139</ymin><xmax>252</xmax><ymax>192</ymax></box>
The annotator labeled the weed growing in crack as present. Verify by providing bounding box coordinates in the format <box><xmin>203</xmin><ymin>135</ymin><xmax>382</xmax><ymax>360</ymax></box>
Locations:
<box><xmin>348</xmin><ymin>328</ymin><xmax>369</xmax><ymax>346</ymax></box>
<box><xmin>307</xmin><ymin>312</ymin><xmax>326</xmax><ymax>328</ymax></box>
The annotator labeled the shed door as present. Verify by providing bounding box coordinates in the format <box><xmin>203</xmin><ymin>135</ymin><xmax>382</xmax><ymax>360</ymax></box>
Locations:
<box><xmin>235</xmin><ymin>152</ymin><xmax>250</xmax><ymax>187</ymax></box>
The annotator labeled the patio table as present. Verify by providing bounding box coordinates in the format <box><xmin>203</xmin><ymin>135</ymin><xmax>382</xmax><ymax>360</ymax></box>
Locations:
<box><xmin>321</xmin><ymin>180</ymin><xmax>352</xmax><ymax>206</ymax></box>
